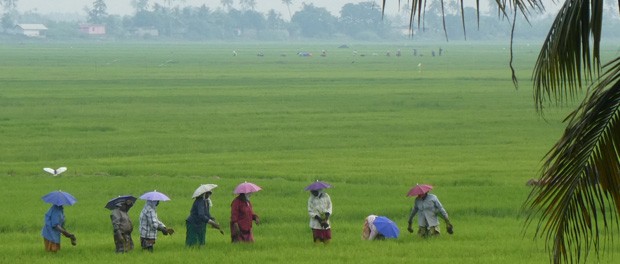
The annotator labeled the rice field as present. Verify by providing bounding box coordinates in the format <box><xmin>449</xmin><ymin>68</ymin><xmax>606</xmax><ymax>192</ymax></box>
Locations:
<box><xmin>0</xmin><ymin>41</ymin><xmax>617</xmax><ymax>263</ymax></box>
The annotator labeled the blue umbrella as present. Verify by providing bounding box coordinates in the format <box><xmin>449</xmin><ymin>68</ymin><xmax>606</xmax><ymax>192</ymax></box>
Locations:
<box><xmin>139</xmin><ymin>190</ymin><xmax>170</xmax><ymax>201</ymax></box>
<box><xmin>374</xmin><ymin>216</ymin><xmax>399</xmax><ymax>238</ymax></box>
<box><xmin>42</xmin><ymin>191</ymin><xmax>77</xmax><ymax>206</ymax></box>
<box><xmin>105</xmin><ymin>195</ymin><xmax>137</xmax><ymax>210</ymax></box>
<box><xmin>304</xmin><ymin>180</ymin><xmax>332</xmax><ymax>191</ymax></box>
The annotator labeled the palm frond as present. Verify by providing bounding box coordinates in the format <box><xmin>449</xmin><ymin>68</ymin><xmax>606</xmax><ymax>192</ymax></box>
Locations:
<box><xmin>533</xmin><ymin>0</ymin><xmax>603</xmax><ymax>112</ymax></box>
<box><xmin>524</xmin><ymin>58</ymin><xmax>620</xmax><ymax>264</ymax></box>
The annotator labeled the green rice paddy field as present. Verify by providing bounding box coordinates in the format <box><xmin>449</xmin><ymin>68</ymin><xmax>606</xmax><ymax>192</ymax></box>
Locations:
<box><xmin>1</xmin><ymin>41</ymin><xmax>617</xmax><ymax>263</ymax></box>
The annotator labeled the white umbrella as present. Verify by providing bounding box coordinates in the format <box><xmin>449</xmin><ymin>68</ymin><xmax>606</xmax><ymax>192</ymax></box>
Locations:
<box><xmin>192</xmin><ymin>184</ymin><xmax>218</xmax><ymax>198</ymax></box>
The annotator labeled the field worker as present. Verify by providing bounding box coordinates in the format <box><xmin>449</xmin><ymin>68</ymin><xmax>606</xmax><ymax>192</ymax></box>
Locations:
<box><xmin>108</xmin><ymin>197</ymin><xmax>135</xmax><ymax>253</ymax></box>
<box><xmin>362</xmin><ymin>215</ymin><xmax>384</xmax><ymax>240</ymax></box>
<box><xmin>306</xmin><ymin>183</ymin><xmax>333</xmax><ymax>244</ymax></box>
<box><xmin>139</xmin><ymin>200</ymin><xmax>174</xmax><ymax>252</ymax></box>
<box><xmin>230</xmin><ymin>193</ymin><xmax>260</xmax><ymax>243</ymax></box>
<box><xmin>42</xmin><ymin>205</ymin><xmax>77</xmax><ymax>252</ymax></box>
<box><xmin>406</xmin><ymin>185</ymin><xmax>453</xmax><ymax>238</ymax></box>
<box><xmin>186</xmin><ymin>185</ymin><xmax>224</xmax><ymax>246</ymax></box>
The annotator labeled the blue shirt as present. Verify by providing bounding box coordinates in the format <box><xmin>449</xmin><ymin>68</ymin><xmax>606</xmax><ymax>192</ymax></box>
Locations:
<box><xmin>41</xmin><ymin>205</ymin><xmax>64</xmax><ymax>243</ymax></box>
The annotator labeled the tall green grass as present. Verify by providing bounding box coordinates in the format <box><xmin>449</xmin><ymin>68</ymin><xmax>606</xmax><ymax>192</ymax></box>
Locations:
<box><xmin>0</xmin><ymin>42</ymin><xmax>616</xmax><ymax>263</ymax></box>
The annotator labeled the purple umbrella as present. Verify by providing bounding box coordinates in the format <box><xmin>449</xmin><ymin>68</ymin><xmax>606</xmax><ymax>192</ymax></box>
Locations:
<box><xmin>139</xmin><ymin>190</ymin><xmax>170</xmax><ymax>201</ymax></box>
<box><xmin>374</xmin><ymin>216</ymin><xmax>400</xmax><ymax>238</ymax></box>
<box><xmin>42</xmin><ymin>190</ymin><xmax>77</xmax><ymax>206</ymax></box>
<box><xmin>105</xmin><ymin>195</ymin><xmax>137</xmax><ymax>210</ymax></box>
<box><xmin>304</xmin><ymin>180</ymin><xmax>332</xmax><ymax>191</ymax></box>
<box><xmin>233</xmin><ymin>182</ymin><xmax>262</xmax><ymax>194</ymax></box>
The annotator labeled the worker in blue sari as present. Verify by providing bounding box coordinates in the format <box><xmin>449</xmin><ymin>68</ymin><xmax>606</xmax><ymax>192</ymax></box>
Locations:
<box><xmin>186</xmin><ymin>191</ymin><xmax>223</xmax><ymax>246</ymax></box>
<box><xmin>42</xmin><ymin>205</ymin><xmax>76</xmax><ymax>252</ymax></box>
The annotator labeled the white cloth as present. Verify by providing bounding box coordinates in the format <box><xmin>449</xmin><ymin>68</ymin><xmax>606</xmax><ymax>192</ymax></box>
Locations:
<box><xmin>364</xmin><ymin>215</ymin><xmax>379</xmax><ymax>240</ymax></box>
<box><xmin>307</xmin><ymin>192</ymin><xmax>332</xmax><ymax>229</ymax></box>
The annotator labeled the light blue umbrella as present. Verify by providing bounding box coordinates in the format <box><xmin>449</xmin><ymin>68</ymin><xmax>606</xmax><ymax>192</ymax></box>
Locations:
<box><xmin>139</xmin><ymin>190</ymin><xmax>170</xmax><ymax>201</ymax></box>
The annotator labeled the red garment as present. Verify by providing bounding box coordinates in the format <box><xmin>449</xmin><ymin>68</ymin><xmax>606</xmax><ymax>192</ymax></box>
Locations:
<box><xmin>312</xmin><ymin>229</ymin><xmax>331</xmax><ymax>241</ymax></box>
<box><xmin>230</xmin><ymin>196</ymin><xmax>257</xmax><ymax>242</ymax></box>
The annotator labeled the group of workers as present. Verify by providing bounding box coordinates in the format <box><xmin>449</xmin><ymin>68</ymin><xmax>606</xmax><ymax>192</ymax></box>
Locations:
<box><xmin>41</xmin><ymin>181</ymin><xmax>452</xmax><ymax>253</ymax></box>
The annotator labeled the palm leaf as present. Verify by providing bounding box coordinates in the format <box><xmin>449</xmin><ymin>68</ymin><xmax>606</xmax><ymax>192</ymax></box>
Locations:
<box><xmin>524</xmin><ymin>57</ymin><xmax>620</xmax><ymax>263</ymax></box>
<box><xmin>532</xmin><ymin>0</ymin><xmax>603</xmax><ymax>111</ymax></box>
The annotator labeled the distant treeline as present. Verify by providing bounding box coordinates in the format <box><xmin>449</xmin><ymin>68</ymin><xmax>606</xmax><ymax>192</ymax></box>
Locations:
<box><xmin>2</xmin><ymin>1</ymin><xmax>620</xmax><ymax>41</ymax></box>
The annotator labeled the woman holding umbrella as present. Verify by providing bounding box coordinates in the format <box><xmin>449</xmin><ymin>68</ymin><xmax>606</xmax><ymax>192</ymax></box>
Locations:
<box><xmin>106</xmin><ymin>195</ymin><xmax>137</xmax><ymax>253</ymax></box>
<box><xmin>139</xmin><ymin>190</ymin><xmax>175</xmax><ymax>252</ymax></box>
<box><xmin>306</xmin><ymin>180</ymin><xmax>333</xmax><ymax>244</ymax></box>
<box><xmin>41</xmin><ymin>191</ymin><xmax>77</xmax><ymax>252</ymax></box>
<box><xmin>186</xmin><ymin>184</ymin><xmax>224</xmax><ymax>247</ymax></box>
<box><xmin>406</xmin><ymin>184</ymin><xmax>453</xmax><ymax>238</ymax></box>
<box><xmin>230</xmin><ymin>182</ymin><xmax>261</xmax><ymax>243</ymax></box>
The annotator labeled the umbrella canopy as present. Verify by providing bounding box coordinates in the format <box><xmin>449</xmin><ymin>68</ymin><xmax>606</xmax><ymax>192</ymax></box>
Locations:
<box><xmin>233</xmin><ymin>182</ymin><xmax>262</xmax><ymax>194</ymax></box>
<box><xmin>139</xmin><ymin>190</ymin><xmax>171</xmax><ymax>201</ymax></box>
<box><xmin>105</xmin><ymin>195</ymin><xmax>137</xmax><ymax>210</ymax></box>
<box><xmin>407</xmin><ymin>184</ymin><xmax>433</xmax><ymax>197</ymax></box>
<box><xmin>192</xmin><ymin>184</ymin><xmax>218</xmax><ymax>198</ymax></box>
<box><xmin>304</xmin><ymin>180</ymin><xmax>332</xmax><ymax>191</ymax></box>
<box><xmin>374</xmin><ymin>216</ymin><xmax>400</xmax><ymax>238</ymax></box>
<box><xmin>42</xmin><ymin>190</ymin><xmax>77</xmax><ymax>206</ymax></box>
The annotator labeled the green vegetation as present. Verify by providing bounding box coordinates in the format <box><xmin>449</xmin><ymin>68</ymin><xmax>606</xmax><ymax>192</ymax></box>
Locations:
<box><xmin>0</xmin><ymin>42</ymin><xmax>614</xmax><ymax>263</ymax></box>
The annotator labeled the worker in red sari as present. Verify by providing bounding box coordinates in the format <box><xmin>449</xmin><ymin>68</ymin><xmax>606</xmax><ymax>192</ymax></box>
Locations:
<box><xmin>230</xmin><ymin>193</ymin><xmax>260</xmax><ymax>242</ymax></box>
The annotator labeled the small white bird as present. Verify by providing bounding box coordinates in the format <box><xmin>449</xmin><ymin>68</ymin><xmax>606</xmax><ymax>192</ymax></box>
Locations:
<box><xmin>44</xmin><ymin>167</ymin><xmax>67</xmax><ymax>176</ymax></box>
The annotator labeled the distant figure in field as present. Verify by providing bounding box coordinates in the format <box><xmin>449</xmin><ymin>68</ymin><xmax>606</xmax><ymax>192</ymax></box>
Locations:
<box><xmin>439</xmin><ymin>48</ymin><xmax>443</xmax><ymax>56</ymax></box>
<box><xmin>413</xmin><ymin>49</ymin><xmax>417</xmax><ymax>56</ymax></box>
<box><xmin>108</xmin><ymin>197</ymin><xmax>135</xmax><ymax>253</ymax></box>
<box><xmin>396</xmin><ymin>49</ymin><xmax>401</xmax><ymax>57</ymax></box>
<box><xmin>432</xmin><ymin>50</ymin><xmax>436</xmax><ymax>57</ymax></box>
<box><xmin>186</xmin><ymin>184</ymin><xmax>223</xmax><ymax>247</ymax></box>
<box><xmin>232</xmin><ymin>50</ymin><xmax>237</xmax><ymax>56</ymax></box>
<box><xmin>406</xmin><ymin>184</ymin><xmax>453</xmax><ymax>238</ymax></box>
<box><xmin>230</xmin><ymin>193</ymin><xmax>260</xmax><ymax>243</ymax></box>
<box><xmin>386</xmin><ymin>50</ymin><xmax>391</xmax><ymax>57</ymax></box>
<box><xmin>139</xmin><ymin>200</ymin><xmax>174</xmax><ymax>252</ymax></box>
<box><xmin>321</xmin><ymin>50</ymin><xmax>327</xmax><ymax>57</ymax></box>
<box><xmin>306</xmin><ymin>181</ymin><xmax>333</xmax><ymax>244</ymax></box>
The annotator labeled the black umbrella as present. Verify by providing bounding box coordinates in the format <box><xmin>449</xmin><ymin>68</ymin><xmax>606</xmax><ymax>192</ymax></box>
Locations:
<box><xmin>105</xmin><ymin>195</ymin><xmax>136</xmax><ymax>210</ymax></box>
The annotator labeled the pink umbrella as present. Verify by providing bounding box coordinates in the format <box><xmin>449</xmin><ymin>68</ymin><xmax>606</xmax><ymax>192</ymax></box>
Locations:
<box><xmin>234</xmin><ymin>182</ymin><xmax>262</xmax><ymax>194</ymax></box>
<box><xmin>407</xmin><ymin>184</ymin><xmax>433</xmax><ymax>197</ymax></box>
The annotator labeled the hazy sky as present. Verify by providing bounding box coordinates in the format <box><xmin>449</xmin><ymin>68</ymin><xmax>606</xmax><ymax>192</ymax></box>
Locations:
<box><xmin>16</xmin><ymin>0</ymin><xmax>560</xmax><ymax>17</ymax></box>
<box><xmin>17</xmin><ymin>0</ymin><xmax>393</xmax><ymax>16</ymax></box>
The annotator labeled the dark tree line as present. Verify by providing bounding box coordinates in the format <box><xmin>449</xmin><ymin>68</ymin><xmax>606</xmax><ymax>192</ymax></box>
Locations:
<box><xmin>2</xmin><ymin>0</ymin><xmax>606</xmax><ymax>41</ymax></box>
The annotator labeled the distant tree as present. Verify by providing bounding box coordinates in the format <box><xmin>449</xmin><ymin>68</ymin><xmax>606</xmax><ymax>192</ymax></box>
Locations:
<box><xmin>290</xmin><ymin>3</ymin><xmax>336</xmax><ymax>38</ymax></box>
<box><xmin>266</xmin><ymin>9</ymin><xmax>286</xmax><ymax>30</ymax></box>
<box><xmin>0</xmin><ymin>0</ymin><xmax>18</xmax><ymax>11</ymax></box>
<box><xmin>220</xmin><ymin>0</ymin><xmax>234</xmax><ymax>11</ymax></box>
<box><xmin>282</xmin><ymin>0</ymin><xmax>293</xmax><ymax>20</ymax></box>
<box><xmin>239</xmin><ymin>0</ymin><xmax>256</xmax><ymax>11</ymax></box>
<box><xmin>131</xmin><ymin>0</ymin><xmax>150</xmax><ymax>13</ymax></box>
<box><xmin>339</xmin><ymin>2</ymin><xmax>386</xmax><ymax>38</ymax></box>
<box><xmin>87</xmin><ymin>0</ymin><xmax>108</xmax><ymax>24</ymax></box>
